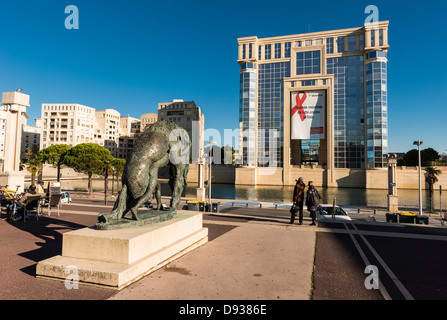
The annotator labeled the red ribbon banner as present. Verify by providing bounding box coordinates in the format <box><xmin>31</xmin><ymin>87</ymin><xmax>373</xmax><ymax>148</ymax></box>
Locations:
<box><xmin>292</xmin><ymin>93</ymin><xmax>307</xmax><ymax>121</ymax></box>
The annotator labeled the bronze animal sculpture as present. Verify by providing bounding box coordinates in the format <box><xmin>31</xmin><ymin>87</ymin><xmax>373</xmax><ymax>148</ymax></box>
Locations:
<box><xmin>98</xmin><ymin>121</ymin><xmax>190</xmax><ymax>224</ymax></box>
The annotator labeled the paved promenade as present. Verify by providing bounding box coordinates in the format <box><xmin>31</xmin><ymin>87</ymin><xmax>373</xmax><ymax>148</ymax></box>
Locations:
<box><xmin>1</xmin><ymin>191</ymin><xmax>445</xmax><ymax>301</ymax></box>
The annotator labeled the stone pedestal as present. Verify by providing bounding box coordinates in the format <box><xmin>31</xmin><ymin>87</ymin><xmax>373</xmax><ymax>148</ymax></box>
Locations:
<box><xmin>196</xmin><ymin>187</ymin><xmax>206</xmax><ymax>201</ymax></box>
<box><xmin>36</xmin><ymin>211</ymin><xmax>208</xmax><ymax>290</ymax></box>
<box><xmin>387</xmin><ymin>194</ymin><xmax>399</xmax><ymax>213</ymax></box>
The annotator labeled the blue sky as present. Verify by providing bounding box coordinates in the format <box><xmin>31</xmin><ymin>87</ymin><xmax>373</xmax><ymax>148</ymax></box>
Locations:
<box><xmin>1</xmin><ymin>0</ymin><xmax>446</xmax><ymax>154</ymax></box>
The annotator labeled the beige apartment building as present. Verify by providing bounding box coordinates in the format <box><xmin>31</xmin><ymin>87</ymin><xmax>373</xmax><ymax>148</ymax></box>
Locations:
<box><xmin>118</xmin><ymin>115</ymin><xmax>141</xmax><ymax>159</ymax></box>
<box><xmin>158</xmin><ymin>99</ymin><xmax>205</xmax><ymax>162</ymax></box>
<box><xmin>40</xmin><ymin>104</ymin><xmax>95</xmax><ymax>149</ymax></box>
<box><xmin>21</xmin><ymin>119</ymin><xmax>41</xmax><ymax>161</ymax></box>
<box><xmin>94</xmin><ymin>109</ymin><xmax>120</xmax><ymax>157</ymax></box>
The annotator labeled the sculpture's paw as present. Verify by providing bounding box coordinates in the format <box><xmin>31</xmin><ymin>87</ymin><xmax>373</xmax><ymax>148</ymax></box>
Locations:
<box><xmin>98</xmin><ymin>212</ymin><xmax>119</xmax><ymax>224</ymax></box>
<box><xmin>98</xmin><ymin>213</ymin><xmax>108</xmax><ymax>223</ymax></box>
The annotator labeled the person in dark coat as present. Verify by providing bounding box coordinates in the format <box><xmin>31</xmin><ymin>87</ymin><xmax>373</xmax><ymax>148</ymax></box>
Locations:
<box><xmin>306</xmin><ymin>181</ymin><xmax>321</xmax><ymax>226</ymax></box>
<box><xmin>290</xmin><ymin>177</ymin><xmax>306</xmax><ymax>224</ymax></box>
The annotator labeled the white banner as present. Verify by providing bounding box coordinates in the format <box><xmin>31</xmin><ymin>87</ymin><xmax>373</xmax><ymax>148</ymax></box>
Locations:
<box><xmin>291</xmin><ymin>90</ymin><xmax>325</xmax><ymax>140</ymax></box>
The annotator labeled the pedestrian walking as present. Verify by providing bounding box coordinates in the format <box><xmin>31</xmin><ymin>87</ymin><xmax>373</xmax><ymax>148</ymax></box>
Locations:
<box><xmin>306</xmin><ymin>181</ymin><xmax>321</xmax><ymax>226</ymax></box>
<box><xmin>290</xmin><ymin>177</ymin><xmax>306</xmax><ymax>224</ymax></box>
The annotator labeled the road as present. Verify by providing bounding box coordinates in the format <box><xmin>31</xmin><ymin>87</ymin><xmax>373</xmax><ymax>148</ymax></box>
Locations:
<box><xmin>313</xmin><ymin>219</ymin><xmax>447</xmax><ymax>300</ymax></box>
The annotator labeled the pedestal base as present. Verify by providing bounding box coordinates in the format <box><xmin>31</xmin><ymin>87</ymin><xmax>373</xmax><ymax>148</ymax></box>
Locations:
<box><xmin>196</xmin><ymin>187</ymin><xmax>206</xmax><ymax>202</ymax></box>
<box><xmin>36</xmin><ymin>211</ymin><xmax>208</xmax><ymax>290</ymax></box>
<box><xmin>387</xmin><ymin>194</ymin><xmax>399</xmax><ymax>213</ymax></box>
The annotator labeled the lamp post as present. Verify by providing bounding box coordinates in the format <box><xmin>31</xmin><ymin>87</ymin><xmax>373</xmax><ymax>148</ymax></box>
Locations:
<box><xmin>413</xmin><ymin>140</ymin><xmax>423</xmax><ymax>217</ymax></box>
<box><xmin>208</xmin><ymin>140</ymin><xmax>216</xmax><ymax>212</ymax></box>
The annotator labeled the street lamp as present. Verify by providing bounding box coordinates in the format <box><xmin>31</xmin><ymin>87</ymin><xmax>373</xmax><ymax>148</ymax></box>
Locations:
<box><xmin>413</xmin><ymin>140</ymin><xmax>423</xmax><ymax>217</ymax></box>
<box><xmin>208</xmin><ymin>140</ymin><xmax>217</xmax><ymax>212</ymax></box>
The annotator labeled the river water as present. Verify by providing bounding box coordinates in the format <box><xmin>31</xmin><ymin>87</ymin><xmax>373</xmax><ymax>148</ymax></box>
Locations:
<box><xmin>58</xmin><ymin>179</ymin><xmax>446</xmax><ymax>210</ymax></box>
<box><xmin>182</xmin><ymin>183</ymin><xmax>446</xmax><ymax>210</ymax></box>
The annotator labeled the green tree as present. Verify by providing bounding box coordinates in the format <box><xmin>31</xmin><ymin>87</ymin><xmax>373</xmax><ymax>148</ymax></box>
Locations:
<box><xmin>37</xmin><ymin>144</ymin><xmax>71</xmax><ymax>181</ymax></box>
<box><xmin>112</xmin><ymin>158</ymin><xmax>126</xmax><ymax>194</ymax></box>
<box><xmin>401</xmin><ymin>148</ymin><xmax>440</xmax><ymax>167</ymax></box>
<box><xmin>425</xmin><ymin>166</ymin><xmax>441</xmax><ymax>212</ymax></box>
<box><xmin>22</xmin><ymin>147</ymin><xmax>43</xmax><ymax>185</ymax></box>
<box><xmin>64</xmin><ymin>143</ymin><xmax>113</xmax><ymax>194</ymax></box>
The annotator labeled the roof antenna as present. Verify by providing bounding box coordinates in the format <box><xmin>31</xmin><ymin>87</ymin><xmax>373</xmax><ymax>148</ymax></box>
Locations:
<box><xmin>308</xmin><ymin>24</ymin><xmax>311</xmax><ymax>33</ymax></box>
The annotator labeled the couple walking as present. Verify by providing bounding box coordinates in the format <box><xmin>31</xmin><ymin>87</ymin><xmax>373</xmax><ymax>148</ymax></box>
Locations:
<box><xmin>290</xmin><ymin>177</ymin><xmax>321</xmax><ymax>226</ymax></box>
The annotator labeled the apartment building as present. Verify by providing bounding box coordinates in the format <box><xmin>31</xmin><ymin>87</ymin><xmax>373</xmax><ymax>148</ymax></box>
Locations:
<box><xmin>40</xmin><ymin>104</ymin><xmax>95</xmax><ymax>149</ymax></box>
<box><xmin>94</xmin><ymin>109</ymin><xmax>120</xmax><ymax>157</ymax></box>
<box><xmin>21</xmin><ymin>119</ymin><xmax>41</xmax><ymax>161</ymax></box>
<box><xmin>158</xmin><ymin>99</ymin><xmax>205</xmax><ymax>161</ymax></box>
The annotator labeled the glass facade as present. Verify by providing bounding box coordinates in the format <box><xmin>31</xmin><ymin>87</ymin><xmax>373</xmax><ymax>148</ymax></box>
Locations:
<box><xmin>257</xmin><ymin>62</ymin><xmax>290</xmax><ymax>167</ymax></box>
<box><xmin>239</xmin><ymin>63</ymin><xmax>257</xmax><ymax>166</ymax></box>
<box><xmin>296</xmin><ymin>51</ymin><xmax>321</xmax><ymax>75</ymax></box>
<box><xmin>366</xmin><ymin>58</ymin><xmax>388</xmax><ymax>168</ymax></box>
<box><xmin>327</xmin><ymin>56</ymin><xmax>365</xmax><ymax>169</ymax></box>
<box><xmin>238</xmin><ymin>24</ymin><xmax>389</xmax><ymax>171</ymax></box>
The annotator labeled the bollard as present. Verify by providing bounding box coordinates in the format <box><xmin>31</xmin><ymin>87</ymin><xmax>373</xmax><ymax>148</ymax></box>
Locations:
<box><xmin>374</xmin><ymin>209</ymin><xmax>377</xmax><ymax>215</ymax></box>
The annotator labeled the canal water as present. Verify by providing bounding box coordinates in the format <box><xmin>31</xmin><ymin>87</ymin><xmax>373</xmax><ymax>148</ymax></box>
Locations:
<box><xmin>180</xmin><ymin>183</ymin><xmax>446</xmax><ymax>210</ymax></box>
<box><xmin>58</xmin><ymin>179</ymin><xmax>447</xmax><ymax>210</ymax></box>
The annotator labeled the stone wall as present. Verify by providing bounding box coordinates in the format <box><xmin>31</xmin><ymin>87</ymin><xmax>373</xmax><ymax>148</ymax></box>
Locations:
<box><xmin>33</xmin><ymin>164</ymin><xmax>447</xmax><ymax>190</ymax></box>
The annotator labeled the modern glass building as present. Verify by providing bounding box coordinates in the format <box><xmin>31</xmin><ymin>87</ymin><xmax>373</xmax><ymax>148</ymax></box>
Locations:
<box><xmin>237</xmin><ymin>22</ymin><xmax>390</xmax><ymax>186</ymax></box>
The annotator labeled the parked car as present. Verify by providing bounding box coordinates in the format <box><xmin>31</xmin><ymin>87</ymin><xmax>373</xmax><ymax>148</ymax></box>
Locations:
<box><xmin>316</xmin><ymin>204</ymin><xmax>352</xmax><ymax>221</ymax></box>
<box><xmin>60</xmin><ymin>192</ymin><xmax>72</xmax><ymax>204</ymax></box>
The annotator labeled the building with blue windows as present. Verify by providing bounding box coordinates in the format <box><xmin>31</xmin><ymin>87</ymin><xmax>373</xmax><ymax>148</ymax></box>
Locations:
<box><xmin>237</xmin><ymin>22</ymin><xmax>390</xmax><ymax>187</ymax></box>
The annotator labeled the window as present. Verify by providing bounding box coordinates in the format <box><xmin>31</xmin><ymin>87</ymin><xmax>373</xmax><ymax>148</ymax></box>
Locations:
<box><xmin>304</xmin><ymin>40</ymin><xmax>312</xmax><ymax>46</ymax></box>
<box><xmin>302</xmin><ymin>80</ymin><xmax>315</xmax><ymax>86</ymax></box>
<box><xmin>274</xmin><ymin>43</ymin><xmax>281</xmax><ymax>59</ymax></box>
<box><xmin>242</xmin><ymin>44</ymin><xmax>246</xmax><ymax>59</ymax></box>
<box><xmin>296</xmin><ymin>50</ymin><xmax>321</xmax><ymax>75</ymax></box>
<box><xmin>265</xmin><ymin>44</ymin><xmax>271</xmax><ymax>59</ymax></box>
<box><xmin>337</xmin><ymin>37</ymin><xmax>345</xmax><ymax>53</ymax></box>
<box><xmin>249</xmin><ymin>43</ymin><xmax>252</xmax><ymax>58</ymax></box>
<box><xmin>284</xmin><ymin>42</ymin><xmax>291</xmax><ymax>58</ymax></box>
<box><xmin>348</xmin><ymin>35</ymin><xmax>356</xmax><ymax>52</ymax></box>
<box><xmin>326</xmin><ymin>38</ymin><xmax>334</xmax><ymax>54</ymax></box>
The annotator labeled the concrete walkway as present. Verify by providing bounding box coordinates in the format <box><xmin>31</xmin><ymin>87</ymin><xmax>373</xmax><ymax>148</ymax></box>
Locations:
<box><xmin>110</xmin><ymin>214</ymin><xmax>317</xmax><ymax>300</ymax></box>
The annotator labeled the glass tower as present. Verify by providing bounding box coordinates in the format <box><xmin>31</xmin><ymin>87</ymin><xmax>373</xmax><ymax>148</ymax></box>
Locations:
<box><xmin>237</xmin><ymin>22</ymin><xmax>389</xmax><ymax>171</ymax></box>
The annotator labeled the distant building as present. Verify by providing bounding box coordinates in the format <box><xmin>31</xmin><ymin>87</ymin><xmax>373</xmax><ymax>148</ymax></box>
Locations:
<box><xmin>118</xmin><ymin>116</ymin><xmax>140</xmax><ymax>159</ymax></box>
<box><xmin>140</xmin><ymin>113</ymin><xmax>158</xmax><ymax>132</ymax></box>
<box><xmin>40</xmin><ymin>104</ymin><xmax>95</xmax><ymax>149</ymax></box>
<box><xmin>158</xmin><ymin>99</ymin><xmax>205</xmax><ymax>161</ymax></box>
<box><xmin>21</xmin><ymin>118</ymin><xmax>41</xmax><ymax>161</ymax></box>
<box><xmin>94</xmin><ymin>109</ymin><xmax>120</xmax><ymax>157</ymax></box>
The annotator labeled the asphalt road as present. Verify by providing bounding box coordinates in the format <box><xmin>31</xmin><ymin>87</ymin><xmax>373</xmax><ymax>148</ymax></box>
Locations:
<box><xmin>313</xmin><ymin>220</ymin><xmax>447</xmax><ymax>300</ymax></box>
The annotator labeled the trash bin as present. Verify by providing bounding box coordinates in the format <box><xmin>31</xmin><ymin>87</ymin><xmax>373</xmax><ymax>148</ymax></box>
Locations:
<box><xmin>386</xmin><ymin>213</ymin><xmax>398</xmax><ymax>223</ymax></box>
<box><xmin>199</xmin><ymin>202</ymin><xmax>207</xmax><ymax>211</ymax></box>
<box><xmin>187</xmin><ymin>201</ymin><xmax>198</xmax><ymax>211</ymax></box>
<box><xmin>398</xmin><ymin>213</ymin><xmax>416</xmax><ymax>224</ymax></box>
<box><xmin>416</xmin><ymin>215</ymin><xmax>429</xmax><ymax>225</ymax></box>
<box><xmin>212</xmin><ymin>202</ymin><xmax>220</xmax><ymax>213</ymax></box>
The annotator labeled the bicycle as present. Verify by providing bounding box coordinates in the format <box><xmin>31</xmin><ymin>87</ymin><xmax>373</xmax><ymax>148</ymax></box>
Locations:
<box><xmin>0</xmin><ymin>185</ymin><xmax>21</xmax><ymax>199</ymax></box>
